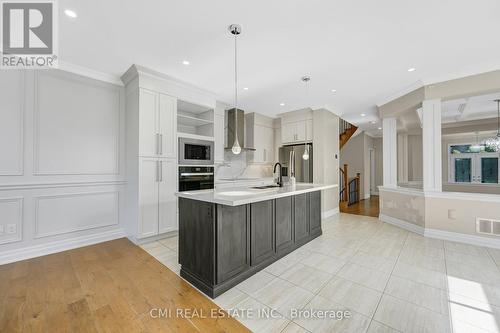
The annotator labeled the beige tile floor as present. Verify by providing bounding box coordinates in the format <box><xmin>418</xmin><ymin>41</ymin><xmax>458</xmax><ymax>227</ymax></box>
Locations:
<box><xmin>141</xmin><ymin>213</ymin><xmax>500</xmax><ymax>333</ymax></box>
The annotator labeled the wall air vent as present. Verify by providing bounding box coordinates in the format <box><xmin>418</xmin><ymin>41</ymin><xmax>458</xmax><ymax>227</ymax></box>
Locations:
<box><xmin>476</xmin><ymin>218</ymin><xmax>500</xmax><ymax>236</ymax></box>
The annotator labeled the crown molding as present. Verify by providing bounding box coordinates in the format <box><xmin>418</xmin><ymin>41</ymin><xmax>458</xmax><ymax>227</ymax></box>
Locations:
<box><xmin>58</xmin><ymin>61</ymin><xmax>123</xmax><ymax>86</ymax></box>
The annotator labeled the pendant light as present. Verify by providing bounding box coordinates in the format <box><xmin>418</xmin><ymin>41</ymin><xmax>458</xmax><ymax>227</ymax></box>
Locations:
<box><xmin>483</xmin><ymin>99</ymin><xmax>500</xmax><ymax>152</ymax></box>
<box><xmin>301</xmin><ymin>76</ymin><xmax>311</xmax><ymax>160</ymax></box>
<box><xmin>229</xmin><ymin>24</ymin><xmax>242</xmax><ymax>155</ymax></box>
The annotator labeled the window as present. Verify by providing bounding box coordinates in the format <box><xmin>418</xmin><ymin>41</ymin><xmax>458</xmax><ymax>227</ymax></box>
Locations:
<box><xmin>449</xmin><ymin>144</ymin><xmax>500</xmax><ymax>184</ymax></box>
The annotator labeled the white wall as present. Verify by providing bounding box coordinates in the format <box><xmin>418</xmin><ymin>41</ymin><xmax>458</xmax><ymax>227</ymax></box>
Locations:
<box><xmin>0</xmin><ymin>69</ymin><xmax>126</xmax><ymax>264</ymax></box>
<box><xmin>313</xmin><ymin>109</ymin><xmax>339</xmax><ymax>216</ymax></box>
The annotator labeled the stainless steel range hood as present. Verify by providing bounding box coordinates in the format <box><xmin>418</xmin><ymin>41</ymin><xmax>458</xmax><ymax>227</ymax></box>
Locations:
<box><xmin>225</xmin><ymin>108</ymin><xmax>256</xmax><ymax>151</ymax></box>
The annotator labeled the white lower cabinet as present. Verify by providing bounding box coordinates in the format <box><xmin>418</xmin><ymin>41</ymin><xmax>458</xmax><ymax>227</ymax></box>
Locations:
<box><xmin>159</xmin><ymin>159</ymin><xmax>177</xmax><ymax>233</ymax></box>
<box><xmin>139</xmin><ymin>157</ymin><xmax>177</xmax><ymax>238</ymax></box>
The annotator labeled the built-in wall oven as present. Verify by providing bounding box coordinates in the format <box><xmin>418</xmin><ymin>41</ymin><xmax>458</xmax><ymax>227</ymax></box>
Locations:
<box><xmin>178</xmin><ymin>137</ymin><xmax>214</xmax><ymax>165</ymax></box>
<box><xmin>178</xmin><ymin>166</ymin><xmax>214</xmax><ymax>192</ymax></box>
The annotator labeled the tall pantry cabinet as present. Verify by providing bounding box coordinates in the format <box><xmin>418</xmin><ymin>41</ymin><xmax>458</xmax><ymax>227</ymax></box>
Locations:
<box><xmin>122</xmin><ymin>66</ymin><xmax>178</xmax><ymax>242</ymax></box>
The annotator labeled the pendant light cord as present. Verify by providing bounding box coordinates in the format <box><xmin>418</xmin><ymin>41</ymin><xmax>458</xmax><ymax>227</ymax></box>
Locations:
<box><xmin>234</xmin><ymin>32</ymin><xmax>238</xmax><ymax>110</ymax></box>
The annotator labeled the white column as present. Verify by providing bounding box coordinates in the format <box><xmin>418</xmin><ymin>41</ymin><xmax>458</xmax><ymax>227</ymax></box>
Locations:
<box><xmin>383</xmin><ymin>117</ymin><xmax>398</xmax><ymax>187</ymax></box>
<box><xmin>397</xmin><ymin>133</ymin><xmax>409</xmax><ymax>183</ymax></box>
<box><xmin>422</xmin><ymin>99</ymin><xmax>442</xmax><ymax>192</ymax></box>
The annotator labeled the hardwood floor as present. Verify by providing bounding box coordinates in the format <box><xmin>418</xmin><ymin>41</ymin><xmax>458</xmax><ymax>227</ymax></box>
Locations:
<box><xmin>340</xmin><ymin>195</ymin><xmax>380</xmax><ymax>217</ymax></box>
<box><xmin>0</xmin><ymin>238</ymin><xmax>250</xmax><ymax>333</ymax></box>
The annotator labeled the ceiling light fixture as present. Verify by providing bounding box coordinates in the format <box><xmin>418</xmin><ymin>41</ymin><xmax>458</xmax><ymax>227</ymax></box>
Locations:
<box><xmin>331</xmin><ymin>89</ymin><xmax>337</xmax><ymax>93</ymax></box>
<box><xmin>229</xmin><ymin>24</ymin><xmax>242</xmax><ymax>155</ymax></box>
<box><xmin>407</xmin><ymin>67</ymin><xmax>416</xmax><ymax>72</ymax></box>
<box><xmin>182</xmin><ymin>60</ymin><xmax>190</xmax><ymax>66</ymax></box>
<box><xmin>64</xmin><ymin>9</ymin><xmax>77</xmax><ymax>18</ymax></box>
<box><xmin>280</xmin><ymin>102</ymin><xmax>285</xmax><ymax>106</ymax></box>
<box><xmin>378</xmin><ymin>127</ymin><xmax>382</xmax><ymax>130</ymax></box>
<box><xmin>243</xmin><ymin>87</ymin><xmax>249</xmax><ymax>90</ymax></box>
<box><xmin>370</xmin><ymin>121</ymin><xmax>377</xmax><ymax>124</ymax></box>
<box><xmin>361</xmin><ymin>113</ymin><xmax>366</xmax><ymax>117</ymax></box>
<box><xmin>482</xmin><ymin>99</ymin><xmax>500</xmax><ymax>152</ymax></box>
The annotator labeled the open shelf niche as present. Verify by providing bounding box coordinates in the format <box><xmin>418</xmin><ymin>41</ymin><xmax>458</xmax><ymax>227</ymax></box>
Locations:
<box><xmin>177</xmin><ymin>100</ymin><xmax>214</xmax><ymax>140</ymax></box>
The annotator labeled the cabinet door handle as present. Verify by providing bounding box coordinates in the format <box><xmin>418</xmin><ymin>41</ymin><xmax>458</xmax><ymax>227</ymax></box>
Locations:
<box><xmin>159</xmin><ymin>161</ymin><xmax>163</xmax><ymax>182</ymax></box>
<box><xmin>159</xmin><ymin>134</ymin><xmax>163</xmax><ymax>155</ymax></box>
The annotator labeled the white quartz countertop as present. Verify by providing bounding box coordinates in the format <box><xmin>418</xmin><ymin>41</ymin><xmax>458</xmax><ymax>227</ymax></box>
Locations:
<box><xmin>175</xmin><ymin>183</ymin><xmax>338</xmax><ymax>206</ymax></box>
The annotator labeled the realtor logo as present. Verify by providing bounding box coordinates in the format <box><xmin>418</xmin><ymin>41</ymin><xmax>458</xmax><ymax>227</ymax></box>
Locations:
<box><xmin>1</xmin><ymin>0</ymin><xmax>58</xmax><ymax>68</ymax></box>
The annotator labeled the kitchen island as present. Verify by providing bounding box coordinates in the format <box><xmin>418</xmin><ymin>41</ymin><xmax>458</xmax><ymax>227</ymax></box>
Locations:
<box><xmin>175</xmin><ymin>183</ymin><xmax>337</xmax><ymax>298</ymax></box>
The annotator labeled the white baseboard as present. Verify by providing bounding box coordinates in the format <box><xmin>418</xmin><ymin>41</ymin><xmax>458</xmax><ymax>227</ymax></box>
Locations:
<box><xmin>129</xmin><ymin>230</ymin><xmax>178</xmax><ymax>245</ymax></box>
<box><xmin>322</xmin><ymin>207</ymin><xmax>340</xmax><ymax>219</ymax></box>
<box><xmin>0</xmin><ymin>228</ymin><xmax>126</xmax><ymax>265</ymax></box>
<box><xmin>425</xmin><ymin>228</ymin><xmax>500</xmax><ymax>250</ymax></box>
<box><xmin>379</xmin><ymin>214</ymin><xmax>424</xmax><ymax>235</ymax></box>
<box><xmin>379</xmin><ymin>213</ymin><xmax>500</xmax><ymax>250</ymax></box>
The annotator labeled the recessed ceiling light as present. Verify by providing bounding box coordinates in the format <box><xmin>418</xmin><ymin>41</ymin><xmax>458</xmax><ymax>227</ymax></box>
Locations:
<box><xmin>378</xmin><ymin>127</ymin><xmax>382</xmax><ymax>130</ymax></box>
<box><xmin>361</xmin><ymin>113</ymin><xmax>366</xmax><ymax>117</ymax></box>
<box><xmin>64</xmin><ymin>9</ymin><xmax>77</xmax><ymax>18</ymax></box>
<box><xmin>370</xmin><ymin>121</ymin><xmax>377</xmax><ymax>124</ymax></box>
<box><xmin>280</xmin><ymin>102</ymin><xmax>285</xmax><ymax>106</ymax></box>
<box><xmin>182</xmin><ymin>60</ymin><xmax>190</xmax><ymax>66</ymax></box>
<box><xmin>407</xmin><ymin>67</ymin><xmax>416</xmax><ymax>72</ymax></box>
<box><xmin>243</xmin><ymin>87</ymin><xmax>249</xmax><ymax>90</ymax></box>
<box><xmin>331</xmin><ymin>89</ymin><xmax>337</xmax><ymax>93</ymax></box>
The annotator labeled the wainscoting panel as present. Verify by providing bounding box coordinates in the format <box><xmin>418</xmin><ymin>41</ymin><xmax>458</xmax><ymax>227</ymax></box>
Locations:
<box><xmin>34</xmin><ymin>191</ymin><xmax>120</xmax><ymax>238</ymax></box>
<box><xmin>34</xmin><ymin>70</ymin><xmax>121</xmax><ymax>175</ymax></box>
<box><xmin>0</xmin><ymin>71</ymin><xmax>24</xmax><ymax>175</ymax></box>
<box><xmin>0</xmin><ymin>197</ymin><xmax>23</xmax><ymax>245</ymax></box>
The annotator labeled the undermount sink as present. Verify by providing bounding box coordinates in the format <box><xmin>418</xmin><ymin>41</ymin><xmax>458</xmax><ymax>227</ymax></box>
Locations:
<box><xmin>251</xmin><ymin>185</ymin><xmax>281</xmax><ymax>189</ymax></box>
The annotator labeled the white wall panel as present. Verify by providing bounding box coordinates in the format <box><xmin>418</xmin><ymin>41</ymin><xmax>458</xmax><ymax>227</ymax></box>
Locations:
<box><xmin>0</xmin><ymin>71</ymin><xmax>24</xmax><ymax>175</ymax></box>
<box><xmin>34</xmin><ymin>71</ymin><xmax>121</xmax><ymax>175</ymax></box>
<box><xmin>0</xmin><ymin>198</ymin><xmax>23</xmax><ymax>245</ymax></box>
<box><xmin>34</xmin><ymin>191</ymin><xmax>119</xmax><ymax>238</ymax></box>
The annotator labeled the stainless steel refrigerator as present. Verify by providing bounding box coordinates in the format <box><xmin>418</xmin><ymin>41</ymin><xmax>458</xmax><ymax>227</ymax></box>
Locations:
<box><xmin>279</xmin><ymin>144</ymin><xmax>313</xmax><ymax>183</ymax></box>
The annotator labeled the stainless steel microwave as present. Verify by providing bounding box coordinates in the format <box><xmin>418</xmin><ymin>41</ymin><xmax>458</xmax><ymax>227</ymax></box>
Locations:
<box><xmin>178</xmin><ymin>137</ymin><xmax>214</xmax><ymax>165</ymax></box>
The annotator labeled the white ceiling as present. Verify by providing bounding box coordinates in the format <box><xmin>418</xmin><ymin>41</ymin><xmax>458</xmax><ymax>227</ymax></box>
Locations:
<box><xmin>59</xmin><ymin>0</ymin><xmax>500</xmax><ymax>129</ymax></box>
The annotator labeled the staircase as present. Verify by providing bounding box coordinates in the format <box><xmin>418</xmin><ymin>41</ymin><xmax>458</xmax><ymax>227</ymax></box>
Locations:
<box><xmin>339</xmin><ymin>163</ymin><xmax>361</xmax><ymax>209</ymax></box>
<box><xmin>339</xmin><ymin>119</ymin><xmax>358</xmax><ymax>149</ymax></box>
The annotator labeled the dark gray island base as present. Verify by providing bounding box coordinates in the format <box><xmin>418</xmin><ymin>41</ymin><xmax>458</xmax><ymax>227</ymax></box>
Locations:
<box><xmin>178</xmin><ymin>191</ymin><xmax>322</xmax><ymax>298</ymax></box>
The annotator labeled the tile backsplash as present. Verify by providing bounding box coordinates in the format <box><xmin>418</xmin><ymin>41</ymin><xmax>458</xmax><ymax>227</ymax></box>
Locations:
<box><xmin>215</xmin><ymin>151</ymin><xmax>273</xmax><ymax>180</ymax></box>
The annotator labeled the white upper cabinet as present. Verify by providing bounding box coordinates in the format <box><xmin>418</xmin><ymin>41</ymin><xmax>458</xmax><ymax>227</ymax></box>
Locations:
<box><xmin>246</xmin><ymin>113</ymin><xmax>275</xmax><ymax>164</ymax></box>
<box><xmin>139</xmin><ymin>88</ymin><xmax>177</xmax><ymax>158</ymax></box>
<box><xmin>280</xmin><ymin>110</ymin><xmax>313</xmax><ymax>144</ymax></box>
<box><xmin>139</xmin><ymin>89</ymin><xmax>159</xmax><ymax>157</ymax></box>
<box><xmin>159</xmin><ymin>94</ymin><xmax>177</xmax><ymax>158</ymax></box>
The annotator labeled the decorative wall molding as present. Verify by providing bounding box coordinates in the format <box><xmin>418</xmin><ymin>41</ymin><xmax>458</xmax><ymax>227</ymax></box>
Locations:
<box><xmin>379</xmin><ymin>213</ymin><xmax>425</xmax><ymax>235</ymax></box>
<box><xmin>0</xmin><ymin>228</ymin><xmax>126</xmax><ymax>265</ymax></box>
<box><xmin>34</xmin><ymin>191</ymin><xmax>120</xmax><ymax>239</ymax></box>
<box><xmin>0</xmin><ymin>180</ymin><xmax>126</xmax><ymax>191</ymax></box>
<box><xmin>0</xmin><ymin>197</ymin><xmax>23</xmax><ymax>245</ymax></box>
<box><xmin>33</xmin><ymin>70</ymin><xmax>122</xmax><ymax>176</ymax></box>
<box><xmin>0</xmin><ymin>71</ymin><xmax>24</xmax><ymax>176</ymax></box>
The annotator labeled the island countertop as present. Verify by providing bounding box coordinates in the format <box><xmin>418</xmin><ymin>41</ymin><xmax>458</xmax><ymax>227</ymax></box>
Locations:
<box><xmin>175</xmin><ymin>183</ymin><xmax>338</xmax><ymax>206</ymax></box>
